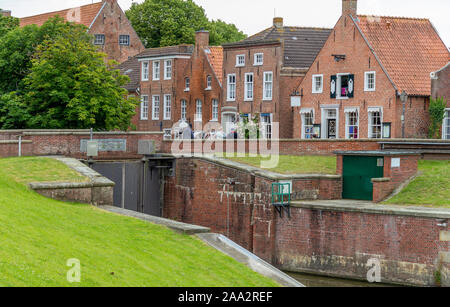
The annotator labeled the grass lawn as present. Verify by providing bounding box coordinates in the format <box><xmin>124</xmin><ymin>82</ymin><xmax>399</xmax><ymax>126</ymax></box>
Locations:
<box><xmin>0</xmin><ymin>157</ymin><xmax>279</xmax><ymax>287</ymax></box>
<box><xmin>383</xmin><ymin>160</ymin><xmax>450</xmax><ymax>208</ymax></box>
<box><xmin>217</xmin><ymin>154</ymin><xmax>336</xmax><ymax>175</ymax></box>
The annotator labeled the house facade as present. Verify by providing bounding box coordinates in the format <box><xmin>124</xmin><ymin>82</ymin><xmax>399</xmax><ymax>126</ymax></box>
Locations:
<box><xmin>122</xmin><ymin>31</ymin><xmax>223</xmax><ymax>136</ymax></box>
<box><xmin>221</xmin><ymin>18</ymin><xmax>331</xmax><ymax>139</ymax></box>
<box><xmin>19</xmin><ymin>0</ymin><xmax>144</xmax><ymax>63</ymax></box>
<box><xmin>293</xmin><ymin>0</ymin><xmax>449</xmax><ymax>140</ymax></box>
<box><xmin>431</xmin><ymin>63</ymin><xmax>450</xmax><ymax>140</ymax></box>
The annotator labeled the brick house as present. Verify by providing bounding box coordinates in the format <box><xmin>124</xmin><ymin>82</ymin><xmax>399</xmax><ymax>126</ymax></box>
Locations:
<box><xmin>221</xmin><ymin>18</ymin><xmax>331</xmax><ymax>139</ymax></box>
<box><xmin>123</xmin><ymin>31</ymin><xmax>223</xmax><ymax>136</ymax></box>
<box><xmin>293</xmin><ymin>0</ymin><xmax>449</xmax><ymax>140</ymax></box>
<box><xmin>19</xmin><ymin>0</ymin><xmax>144</xmax><ymax>63</ymax></box>
<box><xmin>431</xmin><ymin>63</ymin><xmax>450</xmax><ymax>139</ymax></box>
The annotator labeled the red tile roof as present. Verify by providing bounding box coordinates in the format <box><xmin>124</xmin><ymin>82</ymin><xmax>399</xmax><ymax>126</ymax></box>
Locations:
<box><xmin>355</xmin><ymin>15</ymin><xmax>449</xmax><ymax>96</ymax></box>
<box><xmin>20</xmin><ymin>2</ymin><xmax>104</xmax><ymax>28</ymax></box>
<box><xmin>205</xmin><ymin>46</ymin><xmax>223</xmax><ymax>85</ymax></box>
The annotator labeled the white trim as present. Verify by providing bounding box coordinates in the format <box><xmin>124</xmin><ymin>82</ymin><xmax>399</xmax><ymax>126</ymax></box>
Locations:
<box><xmin>368</xmin><ymin>107</ymin><xmax>384</xmax><ymax>139</ymax></box>
<box><xmin>336</xmin><ymin>73</ymin><xmax>350</xmax><ymax>100</ymax></box>
<box><xmin>244</xmin><ymin>72</ymin><xmax>254</xmax><ymax>101</ymax></box>
<box><xmin>140</xmin><ymin>95</ymin><xmax>149</xmax><ymax>120</ymax></box>
<box><xmin>364</xmin><ymin>71</ymin><xmax>376</xmax><ymax>92</ymax></box>
<box><xmin>88</xmin><ymin>1</ymin><xmax>107</xmax><ymax>29</ymax></box>
<box><xmin>312</xmin><ymin>74</ymin><xmax>323</xmax><ymax>94</ymax></box>
<box><xmin>152</xmin><ymin>61</ymin><xmax>160</xmax><ymax>81</ymax></box>
<box><xmin>164</xmin><ymin>59</ymin><xmax>172</xmax><ymax>80</ymax></box>
<box><xmin>254</xmin><ymin>53</ymin><xmax>264</xmax><ymax>66</ymax></box>
<box><xmin>236</xmin><ymin>54</ymin><xmax>245</xmax><ymax>67</ymax></box>
<box><xmin>443</xmin><ymin>108</ymin><xmax>450</xmax><ymax>140</ymax></box>
<box><xmin>263</xmin><ymin>71</ymin><xmax>273</xmax><ymax>101</ymax></box>
<box><xmin>163</xmin><ymin>94</ymin><xmax>171</xmax><ymax>120</ymax></box>
<box><xmin>227</xmin><ymin>74</ymin><xmax>236</xmax><ymax>102</ymax></box>
<box><xmin>138</xmin><ymin>55</ymin><xmax>190</xmax><ymax>62</ymax></box>
<box><xmin>141</xmin><ymin>61</ymin><xmax>149</xmax><ymax>81</ymax></box>
<box><xmin>195</xmin><ymin>99</ymin><xmax>203</xmax><ymax>122</ymax></box>
<box><xmin>344</xmin><ymin>108</ymin><xmax>359</xmax><ymax>139</ymax></box>
<box><xmin>320</xmin><ymin>107</ymin><xmax>339</xmax><ymax>139</ymax></box>
<box><xmin>301</xmin><ymin>109</ymin><xmax>315</xmax><ymax>139</ymax></box>
<box><xmin>212</xmin><ymin>99</ymin><xmax>219</xmax><ymax>121</ymax></box>
<box><xmin>300</xmin><ymin>108</ymin><xmax>314</xmax><ymax>114</ymax></box>
<box><xmin>152</xmin><ymin>95</ymin><xmax>160</xmax><ymax>121</ymax></box>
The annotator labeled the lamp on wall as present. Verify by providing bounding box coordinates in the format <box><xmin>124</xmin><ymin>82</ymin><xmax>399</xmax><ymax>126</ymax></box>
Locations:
<box><xmin>290</xmin><ymin>89</ymin><xmax>303</xmax><ymax>107</ymax></box>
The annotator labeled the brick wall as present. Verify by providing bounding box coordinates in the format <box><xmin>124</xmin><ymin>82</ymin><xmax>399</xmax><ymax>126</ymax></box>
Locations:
<box><xmin>275</xmin><ymin>206</ymin><xmax>450</xmax><ymax>286</ymax></box>
<box><xmin>431</xmin><ymin>63</ymin><xmax>450</xmax><ymax>102</ymax></box>
<box><xmin>0</xmin><ymin>130</ymin><xmax>164</xmax><ymax>159</ymax></box>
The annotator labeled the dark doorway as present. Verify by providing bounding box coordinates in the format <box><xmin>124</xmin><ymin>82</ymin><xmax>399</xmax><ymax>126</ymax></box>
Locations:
<box><xmin>327</xmin><ymin>119</ymin><xmax>337</xmax><ymax>139</ymax></box>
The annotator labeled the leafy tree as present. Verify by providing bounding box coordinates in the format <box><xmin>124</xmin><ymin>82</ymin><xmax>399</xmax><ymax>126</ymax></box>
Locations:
<box><xmin>0</xmin><ymin>10</ymin><xmax>19</xmax><ymax>38</ymax></box>
<box><xmin>428</xmin><ymin>97</ymin><xmax>447</xmax><ymax>139</ymax></box>
<box><xmin>22</xmin><ymin>21</ymin><xmax>137</xmax><ymax>130</ymax></box>
<box><xmin>126</xmin><ymin>0</ymin><xmax>246</xmax><ymax>48</ymax></box>
<box><xmin>0</xmin><ymin>92</ymin><xmax>30</xmax><ymax>129</ymax></box>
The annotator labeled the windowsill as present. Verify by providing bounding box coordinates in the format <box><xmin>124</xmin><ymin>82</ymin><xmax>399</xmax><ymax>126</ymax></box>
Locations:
<box><xmin>152</xmin><ymin>119</ymin><xmax>160</xmax><ymax>121</ymax></box>
<box><xmin>210</xmin><ymin>119</ymin><xmax>218</xmax><ymax>122</ymax></box>
<box><xmin>312</xmin><ymin>91</ymin><xmax>323</xmax><ymax>94</ymax></box>
<box><xmin>262</xmin><ymin>98</ymin><xmax>272</xmax><ymax>101</ymax></box>
<box><xmin>244</xmin><ymin>99</ymin><xmax>253</xmax><ymax>102</ymax></box>
<box><xmin>184</xmin><ymin>88</ymin><xmax>190</xmax><ymax>92</ymax></box>
<box><xmin>236</xmin><ymin>65</ymin><xmax>245</xmax><ymax>68</ymax></box>
<box><xmin>364</xmin><ymin>89</ymin><xmax>376</xmax><ymax>92</ymax></box>
<box><xmin>336</xmin><ymin>97</ymin><xmax>349</xmax><ymax>100</ymax></box>
<box><xmin>205</xmin><ymin>87</ymin><xmax>212</xmax><ymax>91</ymax></box>
<box><xmin>153</xmin><ymin>79</ymin><xmax>160</xmax><ymax>81</ymax></box>
<box><xmin>254</xmin><ymin>63</ymin><xmax>263</xmax><ymax>66</ymax></box>
<box><xmin>140</xmin><ymin>118</ymin><xmax>148</xmax><ymax>121</ymax></box>
<box><xmin>142</xmin><ymin>79</ymin><xmax>149</xmax><ymax>82</ymax></box>
<box><xmin>227</xmin><ymin>99</ymin><xmax>236</xmax><ymax>102</ymax></box>
<box><xmin>164</xmin><ymin>78</ymin><xmax>172</xmax><ymax>81</ymax></box>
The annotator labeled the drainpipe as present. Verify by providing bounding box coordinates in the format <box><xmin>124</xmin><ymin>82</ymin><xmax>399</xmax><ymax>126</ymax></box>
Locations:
<box><xmin>18</xmin><ymin>135</ymin><xmax>22</xmax><ymax>157</ymax></box>
<box><xmin>400</xmin><ymin>91</ymin><xmax>408</xmax><ymax>138</ymax></box>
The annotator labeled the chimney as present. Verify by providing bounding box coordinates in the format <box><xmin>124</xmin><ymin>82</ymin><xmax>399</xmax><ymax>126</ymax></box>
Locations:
<box><xmin>1</xmin><ymin>10</ymin><xmax>12</xmax><ymax>17</ymax></box>
<box><xmin>195</xmin><ymin>30</ymin><xmax>209</xmax><ymax>48</ymax></box>
<box><xmin>342</xmin><ymin>0</ymin><xmax>357</xmax><ymax>16</ymax></box>
<box><xmin>273</xmin><ymin>17</ymin><xmax>283</xmax><ymax>29</ymax></box>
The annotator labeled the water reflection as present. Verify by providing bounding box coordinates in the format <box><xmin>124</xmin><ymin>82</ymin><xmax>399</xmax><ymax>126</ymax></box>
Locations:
<box><xmin>288</xmin><ymin>272</ymin><xmax>399</xmax><ymax>287</ymax></box>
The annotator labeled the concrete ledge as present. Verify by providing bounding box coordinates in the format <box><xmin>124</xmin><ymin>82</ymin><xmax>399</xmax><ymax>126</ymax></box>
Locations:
<box><xmin>372</xmin><ymin>177</ymin><xmax>391</xmax><ymax>183</ymax></box>
<box><xmin>175</xmin><ymin>155</ymin><xmax>340</xmax><ymax>181</ymax></box>
<box><xmin>291</xmin><ymin>199</ymin><xmax>450</xmax><ymax>219</ymax></box>
<box><xmin>0</xmin><ymin>140</ymin><xmax>32</xmax><ymax>144</ymax></box>
<box><xmin>197</xmin><ymin>233</ymin><xmax>304</xmax><ymax>287</ymax></box>
<box><xmin>99</xmin><ymin>206</ymin><xmax>211</xmax><ymax>235</ymax></box>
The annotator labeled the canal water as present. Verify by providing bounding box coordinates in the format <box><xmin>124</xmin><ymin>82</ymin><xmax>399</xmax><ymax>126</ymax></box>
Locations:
<box><xmin>287</xmin><ymin>272</ymin><xmax>397</xmax><ymax>287</ymax></box>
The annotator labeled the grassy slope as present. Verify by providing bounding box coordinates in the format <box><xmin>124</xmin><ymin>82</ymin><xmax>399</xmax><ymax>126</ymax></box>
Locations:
<box><xmin>0</xmin><ymin>157</ymin><xmax>278</xmax><ymax>287</ymax></box>
<box><xmin>218</xmin><ymin>154</ymin><xmax>336</xmax><ymax>175</ymax></box>
<box><xmin>383</xmin><ymin>160</ymin><xmax>450</xmax><ymax>208</ymax></box>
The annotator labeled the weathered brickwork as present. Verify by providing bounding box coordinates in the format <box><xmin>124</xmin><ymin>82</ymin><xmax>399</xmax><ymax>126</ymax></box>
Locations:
<box><xmin>276</xmin><ymin>207</ymin><xmax>450</xmax><ymax>286</ymax></box>
<box><xmin>431</xmin><ymin>63</ymin><xmax>450</xmax><ymax>102</ymax></box>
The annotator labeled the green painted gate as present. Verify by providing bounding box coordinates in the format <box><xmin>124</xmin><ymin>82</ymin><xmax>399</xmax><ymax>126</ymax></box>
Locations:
<box><xmin>342</xmin><ymin>156</ymin><xmax>384</xmax><ymax>201</ymax></box>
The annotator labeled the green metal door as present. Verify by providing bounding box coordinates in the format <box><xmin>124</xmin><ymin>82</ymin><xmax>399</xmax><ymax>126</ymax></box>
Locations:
<box><xmin>342</xmin><ymin>156</ymin><xmax>384</xmax><ymax>201</ymax></box>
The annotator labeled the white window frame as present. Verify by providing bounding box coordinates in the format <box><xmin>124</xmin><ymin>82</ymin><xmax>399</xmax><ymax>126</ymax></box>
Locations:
<box><xmin>94</xmin><ymin>34</ymin><xmax>105</xmax><ymax>45</ymax></box>
<box><xmin>142</xmin><ymin>61</ymin><xmax>149</xmax><ymax>81</ymax></box>
<box><xmin>152</xmin><ymin>61</ymin><xmax>160</xmax><ymax>81</ymax></box>
<box><xmin>181</xmin><ymin>99</ymin><xmax>187</xmax><ymax>121</ymax></box>
<box><xmin>345</xmin><ymin>109</ymin><xmax>359</xmax><ymax>139</ymax></box>
<box><xmin>442</xmin><ymin>108</ymin><xmax>450</xmax><ymax>140</ymax></box>
<box><xmin>163</xmin><ymin>94</ymin><xmax>171</xmax><ymax>120</ymax></box>
<box><xmin>164</xmin><ymin>59</ymin><xmax>172</xmax><ymax>80</ymax></box>
<box><xmin>301</xmin><ymin>109</ymin><xmax>315</xmax><ymax>139</ymax></box>
<box><xmin>119</xmin><ymin>35</ymin><xmax>130</xmax><ymax>46</ymax></box>
<box><xmin>212</xmin><ymin>99</ymin><xmax>219</xmax><ymax>121</ymax></box>
<box><xmin>236</xmin><ymin>55</ymin><xmax>245</xmax><ymax>67</ymax></box>
<box><xmin>254</xmin><ymin>53</ymin><xmax>263</xmax><ymax>66</ymax></box>
<box><xmin>368</xmin><ymin>107</ymin><xmax>383</xmax><ymax>139</ymax></box>
<box><xmin>320</xmin><ymin>106</ymin><xmax>340</xmax><ymax>139</ymax></box>
<box><xmin>227</xmin><ymin>74</ymin><xmax>236</xmax><ymax>102</ymax></box>
<box><xmin>260</xmin><ymin>113</ymin><xmax>273</xmax><ymax>140</ymax></box>
<box><xmin>140</xmin><ymin>95</ymin><xmax>149</xmax><ymax>120</ymax></box>
<box><xmin>364</xmin><ymin>71</ymin><xmax>376</xmax><ymax>92</ymax></box>
<box><xmin>263</xmin><ymin>72</ymin><xmax>273</xmax><ymax>101</ymax></box>
<box><xmin>244</xmin><ymin>73</ymin><xmax>254</xmax><ymax>101</ymax></box>
<box><xmin>206</xmin><ymin>75</ymin><xmax>212</xmax><ymax>90</ymax></box>
<box><xmin>152</xmin><ymin>95</ymin><xmax>160</xmax><ymax>120</ymax></box>
<box><xmin>185</xmin><ymin>77</ymin><xmax>190</xmax><ymax>91</ymax></box>
<box><xmin>312</xmin><ymin>74</ymin><xmax>323</xmax><ymax>94</ymax></box>
<box><xmin>336</xmin><ymin>73</ymin><xmax>350</xmax><ymax>100</ymax></box>
<box><xmin>195</xmin><ymin>99</ymin><xmax>202</xmax><ymax>122</ymax></box>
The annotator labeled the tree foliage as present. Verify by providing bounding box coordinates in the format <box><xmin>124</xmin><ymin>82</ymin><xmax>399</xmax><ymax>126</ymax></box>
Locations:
<box><xmin>126</xmin><ymin>0</ymin><xmax>246</xmax><ymax>48</ymax></box>
<box><xmin>0</xmin><ymin>10</ymin><xmax>19</xmax><ymax>38</ymax></box>
<box><xmin>0</xmin><ymin>17</ymin><xmax>137</xmax><ymax>130</ymax></box>
<box><xmin>428</xmin><ymin>97</ymin><xmax>447</xmax><ymax>139</ymax></box>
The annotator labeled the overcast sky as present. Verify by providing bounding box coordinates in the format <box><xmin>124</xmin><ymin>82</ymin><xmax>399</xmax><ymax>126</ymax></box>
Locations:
<box><xmin>2</xmin><ymin>0</ymin><xmax>449</xmax><ymax>46</ymax></box>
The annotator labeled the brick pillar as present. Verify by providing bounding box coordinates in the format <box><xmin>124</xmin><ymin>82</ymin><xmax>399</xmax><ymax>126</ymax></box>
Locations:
<box><xmin>342</xmin><ymin>0</ymin><xmax>357</xmax><ymax>16</ymax></box>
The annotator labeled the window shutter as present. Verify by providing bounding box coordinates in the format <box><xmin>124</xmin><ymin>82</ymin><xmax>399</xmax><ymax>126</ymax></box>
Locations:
<box><xmin>348</xmin><ymin>74</ymin><xmax>355</xmax><ymax>98</ymax></box>
<box><xmin>330</xmin><ymin>75</ymin><xmax>337</xmax><ymax>99</ymax></box>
